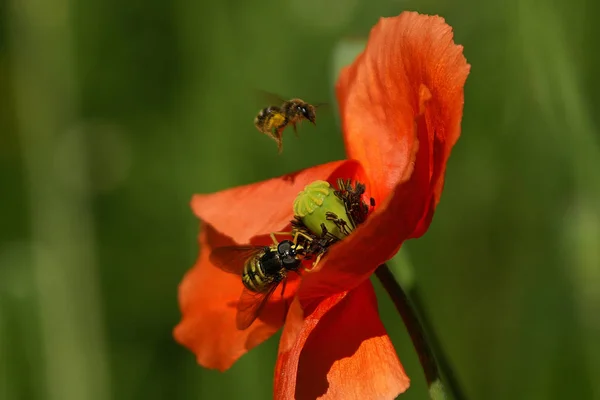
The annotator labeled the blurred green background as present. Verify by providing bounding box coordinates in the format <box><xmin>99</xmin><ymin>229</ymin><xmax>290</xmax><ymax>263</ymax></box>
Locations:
<box><xmin>2</xmin><ymin>0</ymin><xmax>600</xmax><ymax>398</ymax></box>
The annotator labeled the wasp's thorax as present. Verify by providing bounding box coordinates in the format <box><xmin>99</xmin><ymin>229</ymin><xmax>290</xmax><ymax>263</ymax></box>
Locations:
<box><xmin>258</xmin><ymin>240</ymin><xmax>301</xmax><ymax>276</ymax></box>
<box><xmin>275</xmin><ymin>240</ymin><xmax>302</xmax><ymax>270</ymax></box>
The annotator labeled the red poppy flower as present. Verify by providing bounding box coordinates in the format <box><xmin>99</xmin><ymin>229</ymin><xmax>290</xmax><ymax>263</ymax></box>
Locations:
<box><xmin>174</xmin><ymin>11</ymin><xmax>469</xmax><ymax>400</ymax></box>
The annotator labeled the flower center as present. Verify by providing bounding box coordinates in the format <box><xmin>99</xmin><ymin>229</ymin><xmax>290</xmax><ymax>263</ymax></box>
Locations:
<box><xmin>291</xmin><ymin>179</ymin><xmax>373</xmax><ymax>269</ymax></box>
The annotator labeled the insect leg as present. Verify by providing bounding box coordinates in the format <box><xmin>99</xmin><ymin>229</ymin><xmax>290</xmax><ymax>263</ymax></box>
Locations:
<box><xmin>269</xmin><ymin>232</ymin><xmax>280</xmax><ymax>245</ymax></box>
<box><xmin>270</xmin><ymin>231</ymin><xmax>296</xmax><ymax>243</ymax></box>
<box><xmin>308</xmin><ymin>253</ymin><xmax>323</xmax><ymax>271</ymax></box>
<box><xmin>280</xmin><ymin>279</ymin><xmax>291</xmax><ymax>326</ymax></box>
<box><xmin>279</xmin><ymin>279</ymin><xmax>287</xmax><ymax>299</ymax></box>
<box><xmin>268</xmin><ymin>126</ymin><xmax>284</xmax><ymax>153</ymax></box>
<box><xmin>325</xmin><ymin>212</ymin><xmax>352</xmax><ymax>236</ymax></box>
<box><xmin>292</xmin><ymin>230</ymin><xmax>314</xmax><ymax>245</ymax></box>
<box><xmin>319</xmin><ymin>223</ymin><xmax>339</xmax><ymax>242</ymax></box>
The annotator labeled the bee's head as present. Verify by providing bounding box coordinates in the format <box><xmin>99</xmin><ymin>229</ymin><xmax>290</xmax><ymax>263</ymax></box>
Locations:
<box><xmin>294</xmin><ymin>102</ymin><xmax>316</xmax><ymax>124</ymax></box>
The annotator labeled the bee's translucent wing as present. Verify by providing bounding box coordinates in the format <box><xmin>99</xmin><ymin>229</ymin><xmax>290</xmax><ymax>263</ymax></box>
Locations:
<box><xmin>210</xmin><ymin>246</ymin><xmax>265</xmax><ymax>275</ymax></box>
<box><xmin>236</xmin><ymin>284</ymin><xmax>279</xmax><ymax>330</ymax></box>
<box><xmin>255</xmin><ymin>89</ymin><xmax>287</xmax><ymax>106</ymax></box>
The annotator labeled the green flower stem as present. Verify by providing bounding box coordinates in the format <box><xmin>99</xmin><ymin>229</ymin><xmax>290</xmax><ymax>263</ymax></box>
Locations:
<box><xmin>409</xmin><ymin>284</ymin><xmax>466</xmax><ymax>400</ymax></box>
<box><xmin>375</xmin><ymin>264</ymin><xmax>465</xmax><ymax>400</ymax></box>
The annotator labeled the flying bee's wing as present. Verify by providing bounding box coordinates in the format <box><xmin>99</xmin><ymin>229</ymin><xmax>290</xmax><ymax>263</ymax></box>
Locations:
<box><xmin>236</xmin><ymin>284</ymin><xmax>279</xmax><ymax>330</ymax></box>
<box><xmin>255</xmin><ymin>88</ymin><xmax>329</xmax><ymax>109</ymax></box>
<box><xmin>255</xmin><ymin>89</ymin><xmax>287</xmax><ymax>107</ymax></box>
<box><xmin>313</xmin><ymin>102</ymin><xmax>330</xmax><ymax>110</ymax></box>
<box><xmin>210</xmin><ymin>246</ymin><xmax>265</xmax><ymax>276</ymax></box>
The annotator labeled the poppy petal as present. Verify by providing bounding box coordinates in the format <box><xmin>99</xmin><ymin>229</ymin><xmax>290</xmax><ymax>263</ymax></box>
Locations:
<box><xmin>406</xmin><ymin>15</ymin><xmax>470</xmax><ymax>238</ymax></box>
<box><xmin>336</xmin><ymin>12</ymin><xmax>469</xmax><ymax>209</ymax></box>
<box><xmin>299</xmin><ymin>12</ymin><xmax>470</xmax><ymax>302</ymax></box>
<box><xmin>191</xmin><ymin>160</ymin><xmax>359</xmax><ymax>245</ymax></box>
<box><xmin>275</xmin><ymin>281</ymin><xmax>409</xmax><ymax>400</ymax></box>
<box><xmin>297</xmin><ymin>110</ymin><xmax>431</xmax><ymax>304</ymax></box>
<box><xmin>173</xmin><ymin>224</ymin><xmax>298</xmax><ymax>371</ymax></box>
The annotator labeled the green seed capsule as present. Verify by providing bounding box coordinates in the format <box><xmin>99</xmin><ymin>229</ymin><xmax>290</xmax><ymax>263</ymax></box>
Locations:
<box><xmin>293</xmin><ymin>180</ymin><xmax>352</xmax><ymax>240</ymax></box>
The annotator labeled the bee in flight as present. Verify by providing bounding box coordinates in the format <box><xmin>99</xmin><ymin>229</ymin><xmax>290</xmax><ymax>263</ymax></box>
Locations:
<box><xmin>254</xmin><ymin>94</ymin><xmax>322</xmax><ymax>153</ymax></box>
<box><xmin>210</xmin><ymin>232</ymin><xmax>308</xmax><ymax>330</ymax></box>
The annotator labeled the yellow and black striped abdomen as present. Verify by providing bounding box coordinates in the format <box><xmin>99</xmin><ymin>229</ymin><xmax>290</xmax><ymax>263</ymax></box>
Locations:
<box><xmin>242</xmin><ymin>255</ymin><xmax>274</xmax><ymax>293</ymax></box>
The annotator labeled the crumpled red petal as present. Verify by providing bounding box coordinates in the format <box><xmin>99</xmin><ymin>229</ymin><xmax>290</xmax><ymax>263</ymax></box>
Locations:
<box><xmin>173</xmin><ymin>224</ymin><xmax>297</xmax><ymax>371</ymax></box>
<box><xmin>191</xmin><ymin>161</ymin><xmax>359</xmax><ymax>245</ymax></box>
<box><xmin>299</xmin><ymin>12</ymin><xmax>470</xmax><ymax>302</ymax></box>
<box><xmin>336</xmin><ymin>35</ymin><xmax>416</xmax><ymax>207</ymax></box>
<box><xmin>275</xmin><ymin>280</ymin><xmax>409</xmax><ymax>400</ymax></box>
<box><xmin>336</xmin><ymin>12</ymin><xmax>470</xmax><ymax>221</ymax></box>
<box><xmin>298</xmin><ymin>104</ymin><xmax>431</xmax><ymax>304</ymax></box>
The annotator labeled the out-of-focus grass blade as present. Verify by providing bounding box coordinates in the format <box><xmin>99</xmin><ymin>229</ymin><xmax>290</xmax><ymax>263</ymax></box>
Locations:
<box><xmin>564</xmin><ymin>198</ymin><xmax>600</xmax><ymax>398</ymax></box>
<box><xmin>9</xmin><ymin>0</ymin><xmax>111</xmax><ymax>399</ymax></box>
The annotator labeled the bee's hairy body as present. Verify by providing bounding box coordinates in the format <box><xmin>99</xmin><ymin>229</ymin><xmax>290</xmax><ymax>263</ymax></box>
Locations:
<box><xmin>254</xmin><ymin>106</ymin><xmax>287</xmax><ymax>136</ymax></box>
<box><xmin>254</xmin><ymin>99</ymin><xmax>317</xmax><ymax>153</ymax></box>
<box><xmin>241</xmin><ymin>247</ymin><xmax>286</xmax><ymax>293</ymax></box>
